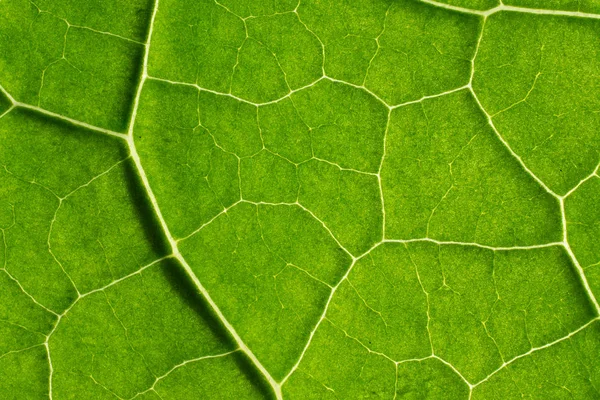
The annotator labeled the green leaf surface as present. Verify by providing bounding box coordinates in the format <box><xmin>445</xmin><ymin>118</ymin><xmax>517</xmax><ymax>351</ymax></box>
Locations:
<box><xmin>1</xmin><ymin>0</ymin><xmax>599</xmax><ymax>398</ymax></box>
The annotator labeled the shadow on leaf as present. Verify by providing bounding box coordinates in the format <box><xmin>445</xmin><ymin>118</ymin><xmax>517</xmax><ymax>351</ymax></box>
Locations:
<box><xmin>124</xmin><ymin>159</ymin><xmax>276</xmax><ymax>399</ymax></box>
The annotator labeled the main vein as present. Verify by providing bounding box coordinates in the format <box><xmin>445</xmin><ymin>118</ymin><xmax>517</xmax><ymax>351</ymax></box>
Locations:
<box><xmin>122</xmin><ymin>0</ymin><xmax>283</xmax><ymax>398</ymax></box>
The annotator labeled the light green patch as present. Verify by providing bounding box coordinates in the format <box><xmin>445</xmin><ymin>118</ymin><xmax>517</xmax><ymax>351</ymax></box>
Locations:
<box><xmin>0</xmin><ymin>0</ymin><xmax>144</xmax><ymax>131</ymax></box>
<box><xmin>473</xmin><ymin>320</ymin><xmax>600</xmax><ymax>399</ymax></box>
<box><xmin>473</xmin><ymin>12</ymin><xmax>600</xmax><ymax>195</ymax></box>
<box><xmin>0</xmin><ymin>1</ymin><xmax>69</xmax><ymax>105</ymax></box>
<box><xmin>0</xmin><ymin>345</ymin><xmax>49</xmax><ymax>399</ymax></box>
<box><xmin>149</xmin><ymin>0</ymin><xmax>319</xmax><ymax>104</ymax></box>
<box><xmin>283</xmin><ymin>319</ymin><xmax>397</xmax><ymax>399</ymax></box>
<box><xmin>291</xmin><ymin>79</ymin><xmax>387</xmax><ymax>173</ymax></box>
<box><xmin>326</xmin><ymin>244</ymin><xmax>431</xmax><ymax>361</ymax></box>
<box><xmin>246</xmin><ymin>13</ymin><xmax>323</xmax><ymax>91</ymax></box>
<box><xmin>297</xmin><ymin>0</ymin><xmax>392</xmax><ymax>84</ymax></box>
<box><xmin>149</xmin><ymin>0</ymin><xmax>246</xmax><ymax>91</ymax></box>
<box><xmin>241</xmin><ymin>150</ymin><xmax>299</xmax><ymax>203</ymax></box>
<box><xmin>231</xmin><ymin>39</ymin><xmax>290</xmax><ymax>104</ymax></box>
<box><xmin>34</xmin><ymin>0</ymin><xmax>153</xmax><ymax>42</ymax></box>
<box><xmin>298</xmin><ymin>160</ymin><xmax>382</xmax><ymax>255</ymax></box>
<box><xmin>198</xmin><ymin>92</ymin><xmax>263</xmax><ymax>158</ymax></box>
<box><xmin>0</xmin><ymin>169</ymin><xmax>74</xmax><ymax>313</ymax></box>
<box><xmin>382</xmin><ymin>90</ymin><xmax>561</xmax><ymax>246</ymax></box>
<box><xmin>258</xmin><ymin>99</ymin><xmax>313</xmax><ymax>164</ymax></box>
<box><xmin>415</xmin><ymin>243</ymin><xmax>595</xmax><ymax>383</ymax></box>
<box><xmin>365</xmin><ymin>1</ymin><xmax>480</xmax><ymax>105</ymax></box>
<box><xmin>39</xmin><ymin>28</ymin><xmax>144</xmax><ymax>132</ymax></box>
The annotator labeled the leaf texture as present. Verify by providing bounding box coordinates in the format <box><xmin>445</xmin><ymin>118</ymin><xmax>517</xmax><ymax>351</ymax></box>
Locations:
<box><xmin>1</xmin><ymin>0</ymin><xmax>599</xmax><ymax>398</ymax></box>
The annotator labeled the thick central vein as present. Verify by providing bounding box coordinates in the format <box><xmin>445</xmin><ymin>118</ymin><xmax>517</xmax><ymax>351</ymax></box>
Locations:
<box><xmin>123</xmin><ymin>0</ymin><xmax>283</xmax><ymax>398</ymax></box>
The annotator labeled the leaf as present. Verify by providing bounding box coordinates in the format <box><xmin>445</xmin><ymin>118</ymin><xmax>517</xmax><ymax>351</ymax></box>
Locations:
<box><xmin>1</xmin><ymin>0</ymin><xmax>599</xmax><ymax>398</ymax></box>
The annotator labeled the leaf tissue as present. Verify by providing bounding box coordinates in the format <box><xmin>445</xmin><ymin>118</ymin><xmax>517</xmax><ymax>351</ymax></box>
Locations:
<box><xmin>1</xmin><ymin>0</ymin><xmax>599</xmax><ymax>398</ymax></box>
